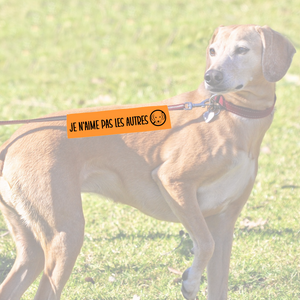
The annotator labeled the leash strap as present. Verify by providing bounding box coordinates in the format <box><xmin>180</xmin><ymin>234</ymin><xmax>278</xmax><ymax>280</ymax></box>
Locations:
<box><xmin>0</xmin><ymin>115</ymin><xmax>66</xmax><ymax>126</ymax></box>
<box><xmin>0</xmin><ymin>95</ymin><xmax>276</xmax><ymax>126</ymax></box>
<box><xmin>0</xmin><ymin>102</ymin><xmax>208</xmax><ymax>125</ymax></box>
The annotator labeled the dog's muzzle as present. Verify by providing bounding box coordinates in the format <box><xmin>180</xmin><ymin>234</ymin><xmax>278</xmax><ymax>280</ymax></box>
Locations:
<box><xmin>204</xmin><ymin>69</ymin><xmax>224</xmax><ymax>87</ymax></box>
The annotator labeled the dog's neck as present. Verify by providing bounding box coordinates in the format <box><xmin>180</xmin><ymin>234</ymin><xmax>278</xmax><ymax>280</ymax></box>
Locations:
<box><xmin>224</xmin><ymin>81</ymin><xmax>276</xmax><ymax>111</ymax></box>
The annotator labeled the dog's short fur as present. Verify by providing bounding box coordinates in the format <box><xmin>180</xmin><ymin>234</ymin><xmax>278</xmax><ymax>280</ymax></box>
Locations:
<box><xmin>0</xmin><ymin>25</ymin><xmax>296</xmax><ymax>300</ymax></box>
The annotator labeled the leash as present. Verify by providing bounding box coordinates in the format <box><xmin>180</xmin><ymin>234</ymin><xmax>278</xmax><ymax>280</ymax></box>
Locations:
<box><xmin>0</xmin><ymin>115</ymin><xmax>67</xmax><ymax>126</ymax></box>
<box><xmin>0</xmin><ymin>95</ymin><xmax>276</xmax><ymax>126</ymax></box>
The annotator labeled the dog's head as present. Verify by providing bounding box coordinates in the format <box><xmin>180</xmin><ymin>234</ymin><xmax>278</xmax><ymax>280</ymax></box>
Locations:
<box><xmin>204</xmin><ymin>25</ymin><xmax>296</xmax><ymax>94</ymax></box>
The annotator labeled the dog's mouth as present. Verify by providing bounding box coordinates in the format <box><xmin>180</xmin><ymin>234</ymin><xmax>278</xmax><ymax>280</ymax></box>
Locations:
<box><xmin>205</xmin><ymin>84</ymin><xmax>229</xmax><ymax>94</ymax></box>
<box><xmin>205</xmin><ymin>83</ymin><xmax>244</xmax><ymax>93</ymax></box>
<box><xmin>235</xmin><ymin>84</ymin><xmax>244</xmax><ymax>90</ymax></box>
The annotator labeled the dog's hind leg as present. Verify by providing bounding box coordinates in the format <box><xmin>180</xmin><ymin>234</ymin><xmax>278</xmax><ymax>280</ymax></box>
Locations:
<box><xmin>0</xmin><ymin>197</ymin><xmax>45</xmax><ymax>300</ymax></box>
<box><xmin>152</xmin><ymin>165</ymin><xmax>215</xmax><ymax>300</ymax></box>
<box><xmin>33</xmin><ymin>229</ymin><xmax>84</xmax><ymax>300</ymax></box>
<box><xmin>33</xmin><ymin>192</ymin><xmax>85</xmax><ymax>300</ymax></box>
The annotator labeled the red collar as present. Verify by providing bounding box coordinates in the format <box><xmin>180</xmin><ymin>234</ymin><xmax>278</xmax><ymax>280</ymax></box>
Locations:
<box><xmin>217</xmin><ymin>95</ymin><xmax>276</xmax><ymax>119</ymax></box>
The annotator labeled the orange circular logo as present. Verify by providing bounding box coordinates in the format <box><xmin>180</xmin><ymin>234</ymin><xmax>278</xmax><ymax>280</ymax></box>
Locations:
<box><xmin>150</xmin><ymin>110</ymin><xmax>167</xmax><ymax>126</ymax></box>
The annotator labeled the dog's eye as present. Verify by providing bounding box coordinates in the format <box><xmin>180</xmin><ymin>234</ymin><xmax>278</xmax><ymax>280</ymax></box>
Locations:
<box><xmin>209</xmin><ymin>48</ymin><xmax>216</xmax><ymax>56</ymax></box>
<box><xmin>236</xmin><ymin>47</ymin><xmax>249</xmax><ymax>55</ymax></box>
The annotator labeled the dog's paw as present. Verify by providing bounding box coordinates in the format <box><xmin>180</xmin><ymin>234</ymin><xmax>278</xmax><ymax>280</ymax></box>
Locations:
<box><xmin>181</xmin><ymin>267</ymin><xmax>200</xmax><ymax>300</ymax></box>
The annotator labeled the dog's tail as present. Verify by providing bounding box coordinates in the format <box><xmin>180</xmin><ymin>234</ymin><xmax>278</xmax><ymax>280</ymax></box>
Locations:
<box><xmin>0</xmin><ymin>187</ymin><xmax>13</xmax><ymax>215</ymax></box>
<box><xmin>0</xmin><ymin>140</ymin><xmax>10</xmax><ymax>177</ymax></box>
<box><xmin>0</xmin><ymin>161</ymin><xmax>4</xmax><ymax>177</ymax></box>
<box><xmin>0</xmin><ymin>177</ymin><xmax>17</xmax><ymax>233</ymax></box>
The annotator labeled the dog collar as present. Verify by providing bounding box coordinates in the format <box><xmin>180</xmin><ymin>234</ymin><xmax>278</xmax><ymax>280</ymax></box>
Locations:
<box><xmin>217</xmin><ymin>95</ymin><xmax>276</xmax><ymax>119</ymax></box>
<box><xmin>168</xmin><ymin>94</ymin><xmax>276</xmax><ymax>121</ymax></box>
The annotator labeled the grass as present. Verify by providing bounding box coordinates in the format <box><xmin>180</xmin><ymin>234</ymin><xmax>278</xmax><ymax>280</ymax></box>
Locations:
<box><xmin>0</xmin><ymin>0</ymin><xmax>299</xmax><ymax>299</ymax></box>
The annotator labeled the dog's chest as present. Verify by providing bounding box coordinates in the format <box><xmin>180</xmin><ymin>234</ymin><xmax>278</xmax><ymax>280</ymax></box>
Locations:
<box><xmin>197</xmin><ymin>152</ymin><xmax>256</xmax><ymax>214</ymax></box>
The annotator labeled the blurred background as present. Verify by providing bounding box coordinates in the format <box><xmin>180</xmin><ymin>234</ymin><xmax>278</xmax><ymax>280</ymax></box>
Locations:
<box><xmin>0</xmin><ymin>0</ymin><xmax>298</xmax><ymax>129</ymax></box>
<box><xmin>0</xmin><ymin>0</ymin><xmax>299</xmax><ymax>299</ymax></box>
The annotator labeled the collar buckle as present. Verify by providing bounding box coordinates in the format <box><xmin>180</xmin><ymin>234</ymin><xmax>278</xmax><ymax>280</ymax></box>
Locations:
<box><xmin>208</xmin><ymin>95</ymin><xmax>221</xmax><ymax>116</ymax></box>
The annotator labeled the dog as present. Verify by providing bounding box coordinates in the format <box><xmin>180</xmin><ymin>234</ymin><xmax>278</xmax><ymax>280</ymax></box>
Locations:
<box><xmin>0</xmin><ymin>25</ymin><xmax>295</xmax><ymax>300</ymax></box>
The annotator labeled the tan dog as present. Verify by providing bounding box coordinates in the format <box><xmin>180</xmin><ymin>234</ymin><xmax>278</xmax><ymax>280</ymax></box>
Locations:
<box><xmin>0</xmin><ymin>25</ymin><xmax>295</xmax><ymax>300</ymax></box>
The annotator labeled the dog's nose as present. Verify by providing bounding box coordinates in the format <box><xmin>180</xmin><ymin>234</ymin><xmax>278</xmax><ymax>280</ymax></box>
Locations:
<box><xmin>204</xmin><ymin>70</ymin><xmax>223</xmax><ymax>86</ymax></box>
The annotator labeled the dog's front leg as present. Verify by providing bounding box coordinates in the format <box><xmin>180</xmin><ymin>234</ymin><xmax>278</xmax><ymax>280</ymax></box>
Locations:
<box><xmin>152</xmin><ymin>165</ymin><xmax>215</xmax><ymax>300</ymax></box>
<box><xmin>205</xmin><ymin>199</ymin><xmax>247</xmax><ymax>300</ymax></box>
<box><xmin>205</xmin><ymin>213</ymin><xmax>236</xmax><ymax>300</ymax></box>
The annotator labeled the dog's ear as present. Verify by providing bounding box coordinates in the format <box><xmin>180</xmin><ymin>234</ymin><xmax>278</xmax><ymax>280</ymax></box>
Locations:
<box><xmin>256</xmin><ymin>25</ymin><xmax>296</xmax><ymax>82</ymax></box>
<box><xmin>205</xmin><ymin>26</ymin><xmax>222</xmax><ymax>71</ymax></box>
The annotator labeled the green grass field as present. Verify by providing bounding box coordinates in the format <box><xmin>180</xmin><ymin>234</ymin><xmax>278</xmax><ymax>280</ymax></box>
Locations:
<box><xmin>0</xmin><ymin>0</ymin><xmax>299</xmax><ymax>299</ymax></box>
